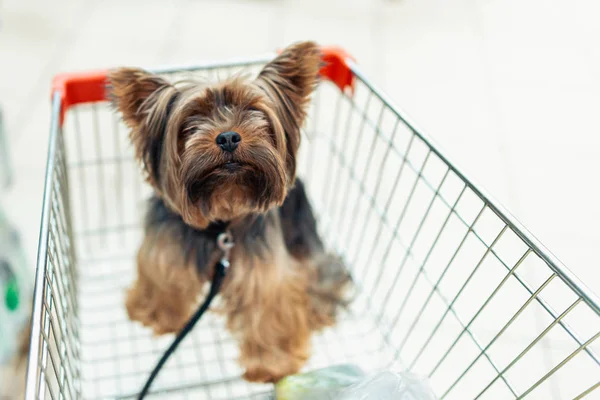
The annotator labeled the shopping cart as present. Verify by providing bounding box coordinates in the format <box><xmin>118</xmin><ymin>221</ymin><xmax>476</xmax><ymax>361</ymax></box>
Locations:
<box><xmin>26</xmin><ymin>47</ymin><xmax>600</xmax><ymax>400</ymax></box>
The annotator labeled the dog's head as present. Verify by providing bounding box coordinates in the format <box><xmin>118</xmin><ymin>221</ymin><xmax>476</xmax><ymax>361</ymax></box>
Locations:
<box><xmin>109</xmin><ymin>42</ymin><xmax>321</xmax><ymax>229</ymax></box>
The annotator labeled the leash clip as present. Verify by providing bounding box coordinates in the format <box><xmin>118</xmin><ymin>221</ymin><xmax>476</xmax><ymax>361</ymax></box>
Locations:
<box><xmin>217</xmin><ymin>231</ymin><xmax>234</xmax><ymax>268</ymax></box>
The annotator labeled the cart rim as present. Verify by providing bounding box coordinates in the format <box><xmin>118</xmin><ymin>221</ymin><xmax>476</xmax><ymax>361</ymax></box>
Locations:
<box><xmin>25</xmin><ymin>50</ymin><xmax>600</xmax><ymax>400</ymax></box>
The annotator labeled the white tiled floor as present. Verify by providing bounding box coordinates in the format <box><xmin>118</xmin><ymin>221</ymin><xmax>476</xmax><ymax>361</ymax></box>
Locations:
<box><xmin>1</xmin><ymin>0</ymin><xmax>599</xmax><ymax>398</ymax></box>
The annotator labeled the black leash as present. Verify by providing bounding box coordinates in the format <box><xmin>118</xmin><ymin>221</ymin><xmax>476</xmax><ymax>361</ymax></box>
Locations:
<box><xmin>137</xmin><ymin>231</ymin><xmax>234</xmax><ymax>399</ymax></box>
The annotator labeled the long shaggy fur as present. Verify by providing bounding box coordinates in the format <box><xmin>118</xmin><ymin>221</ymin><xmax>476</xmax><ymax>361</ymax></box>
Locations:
<box><xmin>109</xmin><ymin>41</ymin><xmax>353</xmax><ymax>383</ymax></box>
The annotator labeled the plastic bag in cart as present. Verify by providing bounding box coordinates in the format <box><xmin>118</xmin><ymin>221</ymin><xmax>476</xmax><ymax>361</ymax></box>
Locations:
<box><xmin>336</xmin><ymin>369</ymin><xmax>437</xmax><ymax>400</ymax></box>
<box><xmin>275</xmin><ymin>365</ymin><xmax>437</xmax><ymax>400</ymax></box>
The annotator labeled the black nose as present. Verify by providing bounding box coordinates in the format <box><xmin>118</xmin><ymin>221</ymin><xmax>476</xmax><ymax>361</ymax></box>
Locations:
<box><xmin>216</xmin><ymin>131</ymin><xmax>241</xmax><ymax>152</ymax></box>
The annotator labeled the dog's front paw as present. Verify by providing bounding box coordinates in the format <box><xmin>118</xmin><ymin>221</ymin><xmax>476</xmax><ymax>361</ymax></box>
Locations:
<box><xmin>242</xmin><ymin>361</ymin><xmax>303</xmax><ymax>383</ymax></box>
<box><xmin>145</xmin><ymin>307</ymin><xmax>188</xmax><ymax>336</ymax></box>
<box><xmin>240</xmin><ymin>343</ymin><xmax>308</xmax><ymax>383</ymax></box>
<box><xmin>125</xmin><ymin>283</ymin><xmax>189</xmax><ymax>335</ymax></box>
<box><xmin>243</xmin><ymin>368</ymin><xmax>282</xmax><ymax>383</ymax></box>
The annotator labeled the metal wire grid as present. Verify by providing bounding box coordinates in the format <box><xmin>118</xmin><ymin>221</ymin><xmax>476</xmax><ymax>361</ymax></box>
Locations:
<box><xmin>27</xmin><ymin>57</ymin><xmax>600</xmax><ymax>400</ymax></box>
<box><xmin>306</xmin><ymin>72</ymin><xmax>600</xmax><ymax>399</ymax></box>
<box><xmin>27</xmin><ymin>94</ymin><xmax>80</xmax><ymax>400</ymax></box>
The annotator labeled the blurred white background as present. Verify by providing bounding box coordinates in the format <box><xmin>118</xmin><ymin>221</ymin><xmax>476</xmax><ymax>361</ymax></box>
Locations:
<box><xmin>1</xmin><ymin>0</ymin><xmax>598</xmax><ymax>294</ymax></box>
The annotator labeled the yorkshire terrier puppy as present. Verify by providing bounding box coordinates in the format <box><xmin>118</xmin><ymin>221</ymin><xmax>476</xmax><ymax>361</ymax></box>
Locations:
<box><xmin>109</xmin><ymin>42</ymin><xmax>353</xmax><ymax>383</ymax></box>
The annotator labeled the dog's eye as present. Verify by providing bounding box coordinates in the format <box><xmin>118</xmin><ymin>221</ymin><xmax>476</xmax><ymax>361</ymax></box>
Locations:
<box><xmin>181</xmin><ymin>125</ymin><xmax>198</xmax><ymax>138</ymax></box>
<box><xmin>246</xmin><ymin>106</ymin><xmax>262</xmax><ymax>114</ymax></box>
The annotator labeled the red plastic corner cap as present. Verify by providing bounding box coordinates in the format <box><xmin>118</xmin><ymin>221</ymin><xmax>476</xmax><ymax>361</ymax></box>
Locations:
<box><xmin>51</xmin><ymin>69</ymin><xmax>108</xmax><ymax>126</ymax></box>
<box><xmin>274</xmin><ymin>45</ymin><xmax>356</xmax><ymax>93</ymax></box>
<box><xmin>319</xmin><ymin>46</ymin><xmax>355</xmax><ymax>93</ymax></box>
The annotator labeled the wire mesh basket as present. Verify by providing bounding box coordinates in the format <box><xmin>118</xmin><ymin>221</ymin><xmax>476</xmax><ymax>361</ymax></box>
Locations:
<box><xmin>26</xmin><ymin>48</ymin><xmax>600</xmax><ymax>400</ymax></box>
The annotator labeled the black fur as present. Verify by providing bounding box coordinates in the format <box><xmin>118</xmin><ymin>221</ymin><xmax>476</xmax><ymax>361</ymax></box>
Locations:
<box><xmin>146</xmin><ymin>196</ymin><xmax>223</xmax><ymax>275</ymax></box>
<box><xmin>146</xmin><ymin>178</ymin><xmax>322</xmax><ymax>274</ymax></box>
<box><xmin>278</xmin><ymin>179</ymin><xmax>324</xmax><ymax>260</ymax></box>
<box><xmin>146</xmin><ymin>196</ymin><xmax>270</xmax><ymax>274</ymax></box>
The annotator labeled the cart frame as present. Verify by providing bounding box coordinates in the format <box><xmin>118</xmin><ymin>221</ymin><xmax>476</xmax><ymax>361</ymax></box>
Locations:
<box><xmin>26</xmin><ymin>47</ymin><xmax>600</xmax><ymax>400</ymax></box>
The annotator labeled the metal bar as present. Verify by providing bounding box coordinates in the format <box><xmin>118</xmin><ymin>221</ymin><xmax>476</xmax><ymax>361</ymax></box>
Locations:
<box><xmin>44</xmin><ymin>239</ymin><xmax>79</xmax><ymax>384</ymax></box>
<box><xmin>41</xmin><ymin>290</ymin><xmax>78</xmax><ymax>398</ymax></box>
<box><xmin>191</xmin><ymin>333</ymin><xmax>214</xmax><ymax>400</ymax></box>
<box><xmin>474</xmin><ymin>298</ymin><xmax>582</xmax><ymax>399</ymax></box>
<box><xmin>390</xmin><ymin>204</ymin><xmax>485</xmax><ymax>357</ymax></box>
<box><xmin>113</xmin><ymin>113</ymin><xmax>125</xmax><ymax>247</ymax></box>
<box><xmin>68</xmin><ymin>156</ymin><xmax>133</xmax><ymax>168</ymax></box>
<box><xmin>116</xmin><ymin>376</ymin><xmax>260</xmax><ymax>400</ymax></box>
<box><xmin>405</xmin><ymin>220</ymin><xmax>507</xmax><ymax>365</ymax></box>
<box><xmin>125</xmin><ymin>302</ymin><xmax>141</xmax><ymax>399</ymax></box>
<box><xmin>316</xmin><ymin>138</ymin><xmax>421</xmax><ymax>282</ymax></box>
<box><xmin>343</xmin><ymin>117</ymin><xmax>401</xmax><ymax>254</ymax></box>
<box><xmin>341</xmin><ymin>95</ymin><xmax>425</xmax><ymax>182</ymax></box>
<box><xmin>207</xmin><ymin>316</ymin><xmax>235</xmax><ymax>399</ymax></box>
<box><xmin>517</xmin><ymin>331</ymin><xmax>600</xmax><ymax>399</ymax></box>
<box><xmin>47</xmin><ymin>244</ymin><xmax>79</xmax><ymax>339</ymax></box>
<box><xmin>350</xmin><ymin>132</ymin><xmax>415</xmax><ymax>276</ymax></box>
<box><xmin>331</xmin><ymin>92</ymin><xmax>377</xmax><ymax>241</ymax></box>
<box><xmin>56</xmin><ymin>138</ymin><xmax>80</xmax><ymax>384</ymax></box>
<box><xmin>30</xmin><ymin>56</ymin><xmax>600</xmax><ymax>400</ymax></box>
<box><xmin>72</xmin><ymin>108</ymin><xmax>90</xmax><ymax>237</ymax></box>
<box><xmin>412</xmin><ymin>248</ymin><xmax>531</xmax><ymax>371</ymax></box>
<box><xmin>39</xmin><ymin>308</ymin><xmax>49</xmax><ymax>400</ymax></box>
<box><xmin>55</xmin><ymin>131</ymin><xmax>80</xmax><ymax>360</ymax></box>
<box><xmin>326</xmin><ymin>92</ymin><xmax>367</xmax><ymax>242</ymax></box>
<box><xmin>148</xmin><ymin>54</ymin><xmax>273</xmax><ymax>77</ymax></box>
<box><xmin>401</xmin><ymin>262</ymin><xmax>521</xmax><ymax>398</ymax></box>
<box><xmin>78</xmin><ymin>332</ymin><xmax>234</xmax><ymax>354</ymax></box>
<box><xmin>41</xmin><ymin>298</ymin><xmax>71</xmax><ymax>400</ymax></box>
<box><xmin>77</xmin><ymin>224</ymin><xmax>141</xmax><ymax>236</ymax></box>
<box><xmin>348</xmin><ymin>59</ymin><xmax>600</xmax><ymax>316</ymax></box>
<box><xmin>91</xmin><ymin>358</ymin><xmax>239</xmax><ymax>383</ymax></box>
<box><xmin>362</xmin><ymin>143</ymin><xmax>429</xmax><ymax>287</ymax></box>
<box><xmin>440</xmin><ymin>273</ymin><xmax>557</xmax><ymax>399</ymax></box>
<box><xmin>573</xmin><ymin>381</ymin><xmax>600</xmax><ymax>400</ymax></box>
<box><xmin>324</xmin><ymin>95</ymin><xmax>493</xmax><ymax>247</ymax></box>
<box><xmin>330</xmin><ymin>190</ymin><xmax>515</xmax><ymax>398</ymax></box>
<box><xmin>375</xmin><ymin>168</ymin><xmax>449</xmax><ymax>323</ymax></box>
<box><xmin>304</xmin><ymin>85</ymin><xmax>321</xmax><ymax>185</ymax></box>
<box><xmin>25</xmin><ymin>93</ymin><xmax>62</xmax><ymax>400</ymax></box>
<box><xmin>91</xmin><ymin>104</ymin><xmax>106</xmax><ymax>244</ymax></box>
<box><xmin>319</xmin><ymin>94</ymin><xmax>344</xmax><ymax>213</ymax></box>
<box><xmin>393</xmin><ymin>185</ymin><xmax>468</xmax><ymax>366</ymax></box>
<box><xmin>487</xmin><ymin>247</ymin><xmax>600</xmax><ymax>367</ymax></box>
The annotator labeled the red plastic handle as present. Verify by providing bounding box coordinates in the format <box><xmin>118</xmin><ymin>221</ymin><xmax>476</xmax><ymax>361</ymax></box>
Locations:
<box><xmin>51</xmin><ymin>47</ymin><xmax>355</xmax><ymax>126</ymax></box>
<box><xmin>319</xmin><ymin>46</ymin><xmax>355</xmax><ymax>94</ymax></box>
<box><xmin>52</xmin><ymin>69</ymin><xmax>108</xmax><ymax>126</ymax></box>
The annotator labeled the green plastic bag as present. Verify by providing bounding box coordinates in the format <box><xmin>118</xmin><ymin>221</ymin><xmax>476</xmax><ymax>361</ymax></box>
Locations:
<box><xmin>275</xmin><ymin>364</ymin><xmax>365</xmax><ymax>400</ymax></box>
<box><xmin>0</xmin><ymin>205</ymin><xmax>31</xmax><ymax>364</ymax></box>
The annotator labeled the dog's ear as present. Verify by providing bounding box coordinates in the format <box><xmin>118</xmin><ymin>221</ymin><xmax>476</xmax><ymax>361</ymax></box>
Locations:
<box><xmin>108</xmin><ymin>68</ymin><xmax>173</xmax><ymax>128</ymax></box>
<box><xmin>255</xmin><ymin>42</ymin><xmax>322</xmax><ymax>182</ymax></box>
<box><xmin>108</xmin><ymin>68</ymin><xmax>178</xmax><ymax>186</ymax></box>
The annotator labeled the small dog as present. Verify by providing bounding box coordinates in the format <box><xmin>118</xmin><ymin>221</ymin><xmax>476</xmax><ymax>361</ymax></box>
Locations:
<box><xmin>109</xmin><ymin>42</ymin><xmax>353</xmax><ymax>383</ymax></box>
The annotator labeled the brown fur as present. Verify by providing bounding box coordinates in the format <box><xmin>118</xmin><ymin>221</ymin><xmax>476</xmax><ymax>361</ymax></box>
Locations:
<box><xmin>222</xmin><ymin>213</ymin><xmax>312</xmax><ymax>382</ymax></box>
<box><xmin>125</xmin><ymin>225</ymin><xmax>207</xmax><ymax>335</ymax></box>
<box><xmin>110</xmin><ymin>42</ymin><xmax>352</xmax><ymax>383</ymax></box>
<box><xmin>1</xmin><ymin>324</ymin><xmax>30</xmax><ymax>399</ymax></box>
